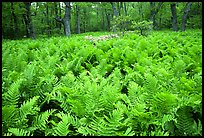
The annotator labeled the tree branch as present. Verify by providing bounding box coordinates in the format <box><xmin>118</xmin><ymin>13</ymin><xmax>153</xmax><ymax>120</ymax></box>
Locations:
<box><xmin>54</xmin><ymin>17</ymin><xmax>63</xmax><ymax>23</ymax></box>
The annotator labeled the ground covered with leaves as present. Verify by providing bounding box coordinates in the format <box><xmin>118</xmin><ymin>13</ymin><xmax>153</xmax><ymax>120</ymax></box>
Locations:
<box><xmin>2</xmin><ymin>30</ymin><xmax>202</xmax><ymax>136</ymax></box>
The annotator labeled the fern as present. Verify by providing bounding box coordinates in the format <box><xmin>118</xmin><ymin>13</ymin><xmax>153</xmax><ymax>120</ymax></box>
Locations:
<box><xmin>3</xmin><ymin>79</ymin><xmax>22</xmax><ymax>106</ymax></box>
<box><xmin>52</xmin><ymin>112</ymin><xmax>76</xmax><ymax>136</ymax></box>
<box><xmin>151</xmin><ymin>91</ymin><xmax>177</xmax><ymax>115</ymax></box>
<box><xmin>88</xmin><ymin>109</ymin><xmax>130</xmax><ymax>136</ymax></box>
<box><xmin>19</xmin><ymin>96</ymin><xmax>40</xmax><ymax>119</ymax></box>
<box><xmin>33</xmin><ymin>109</ymin><xmax>56</xmax><ymax>130</ymax></box>
<box><xmin>175</xmin><ymin>106</ymin><xmax>196</xmax><ymax>135</ymax></box>
<box><xmin>8</xmin><ymin>128</ymin><xmax>31</xmax><ymax>136</ymax></box>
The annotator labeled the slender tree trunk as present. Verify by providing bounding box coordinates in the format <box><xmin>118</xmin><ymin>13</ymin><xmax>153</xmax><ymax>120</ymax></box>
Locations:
<box><xmin>76</xmin><ymin>4</ymin><xmax>80</xmax><ymax>34</ymax></box>
<box><xmin>150</xmin><ymin>2</ymin><xmax>163</xmax><ymax>30</ymax></box>
<box><xmin>150</xmin><ymin>2</ymin><xmax>156</xmax><ymax>29</ymax></box>
<box><xmin>11</xmin><ymin>2</ymin><xmax>18</xmax><ymax>38</ymax></box>
<box><xmin>54</xmin><ymin>2</ymin><xmax>60</xmax><ymax>28</ymax></box>
<box><xmin>24</xmin><ymin>2</ymin><xmax>36</xmax><ymax>39</ymax></box>
<box><xmin>110</xmin><ymin>2</ymin><xmax>119</xmax><ymax>32</ymax></box>
<box><xmin>46</xmin><ymin>3</ymin><xmax>51</xmax><ymax>37</ymax></box>
<box><xmin>124</xmin><ymin>2</ymin><xmax>127</xmax><ymax>16</ymax></box>
<box><xmin>120</xmin><ymin>2</ymin><xmax>123</xmax><ymax>16</ymax></box>
<box><xmin>105</xmin><ymin>9</ymin><xmax>110</xmax><ymax>31</ymax></box>
<box><xmin>63</xmin><ymin>2</ymin><xmax>71</xmax><ymax>36</ymax></box>
<box><xmin>102</xmin><ymin>9</ymin><xmax>105</xmax><ymax>30</ymax></box>
<box><xmin>59</xmin><ymin>2</ymin><xmax>62</xmax><ymax>30</ymax></box>
<box><xmin>83</xmin><ymin>8</ymin><xmax>86</xmax><ymax>33</ymax></box>
<box><xmin>171</xmin><ymin>3</ymin><xmax>178</xmax><ymax>31</ymax></box>
<box><xmin>181</xmin><ymin>2</ymin><xmax>192</xmax><ymax>31</ymax></box>
<box><xmin>140</xmin><ymin>3</ymin><xmax>144</xmax><ymax>20</ymax></box>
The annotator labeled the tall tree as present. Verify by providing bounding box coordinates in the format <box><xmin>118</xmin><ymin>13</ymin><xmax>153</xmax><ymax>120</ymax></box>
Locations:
<box><xmin>46</xmin><ymin>3</ymin><xmax>51</xmax><ymax>37</ymax></box>
<box><xmin>23</xmin><ymin>2</ymin><xmax>36</xmax><ymax>39</ymax></box>
<box><xmin>76</xmin><ymin>4</ymin><xmax>80</xmax><ymax>34</ymax></box>
<box><xmin>55</xmin><ymin>2</ymin><xmax>71</xmax><ymax>36</ymax></box>
<box><xmin>181</xmin><ymin>2</ymin><xmax>192</xmax><ymax>31</ymax></box>
<box><xmin>11</xmin><ymin>2</ymin><xmax>19</xmax><ymax>38</ymax></box>
<box><xmin>170</xmin><ymin>3</ymin><xmax>178</xmax><ymax>31</ymax></box>
<box><xmin>110</xmin><ymin>2</ymin><xmax>119</xmax><ymax>32</ymax></box>
<box><xmin>124</xmin><ymin>2</ymin><xmax>127</xmax><ymax>16</ymax></box>
<box><xmin>150</xmin><ymin>2</ymin><xmax>163</xmax><ymax>29</ymax></box>
<box><xmin>54</xmin><ymin>2</ymin><xmax>60</xmax><ymax>29</ymax></box>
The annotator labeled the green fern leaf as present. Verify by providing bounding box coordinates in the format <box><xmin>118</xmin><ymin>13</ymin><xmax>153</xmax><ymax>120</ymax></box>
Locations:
<box><xmin>176</xmin><ymin>106</ymin><xmax>196</xmax><ymax>135</ymax></box>
<box><xmin>19</xmin><ymin>96</ymin><xmax>40</xmax><ymax>119</ymax></box>
<box><xmin>52</xmin><ymin>112</ymin><xmax>76</xmax><ymax>136</ymax></box>
<box><xmin>8</xmin><ymin>128</ymin><xmax>31</xmax><ymax>136</ymax></box>
<box><xmin>33</xmin><ymin>109</ymin><xmax>56</xmax><ymax>130</ymax></box>
<box><xmin>3</xmin><ymin>79</ymin><xmax>22</xmax><ymax>106</ymax></box>
<box><xmin>2</xmin><ymin>105</ymin><xmax>18</xmax><ymax>125</ymax></box>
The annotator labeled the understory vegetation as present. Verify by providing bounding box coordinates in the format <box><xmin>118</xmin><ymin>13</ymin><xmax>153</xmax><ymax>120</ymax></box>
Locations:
<box><xmin>2</xmin><ymin>29</ymin><xmax>202</xmax><ymax>136</ymax></box>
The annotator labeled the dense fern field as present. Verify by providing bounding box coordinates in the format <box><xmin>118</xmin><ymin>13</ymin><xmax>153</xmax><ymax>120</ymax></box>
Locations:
<box><xmin>2</xmin><ymin>30</ymin><xmax>202</xmax><ymax>136</ymax></box>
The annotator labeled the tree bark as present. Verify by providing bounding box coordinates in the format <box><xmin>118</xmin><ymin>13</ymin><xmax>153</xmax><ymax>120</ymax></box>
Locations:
<box><xmin>170</xmin><ymin>3</ymin><xmax>178</xmax><ymax>31</ymax></box>
<box><xmin>54</xmin><ymin>2</ymin><xmax>60</xmax><ymax>28</ymax></box>
<box><xmin>24</xmin><ymin>2</ymin><xmax>36</xmax><ymax>39</ymax></box>
<box><xmin>64</xmin><ymin>2</ymin><xmax>71</xmax><ymax>36</ymax></box>
<box><xmin>11</xmin><ymin>2</ymin><xmax>19</xmax><ymax>38</ymax></box>
<box><xmin>110</xmin><ymin>2</ymin><xmax>119</xmax><ymax>32</ymax></box>
<box><xmin>102</xmin><ymin>9</ymin><xmax>105</xmax><ymax>30</ymax></box>
<box><xmin>76</xmin><ymin>4</ymin><xmax>80</xmax><ymax>34</ymax></box>
<box><xmin>124</xmin><ymin>2</ymin><xmax>127</xmax><ymax>16</ymax></box>
<box><xmin>54</xmin><ymin>2</ymin><xmax>71</xmax><ymax>36</ymax></box>
<box><xmin>119</xmin><ymin>2</ymin><xmax>123</xmax><ymax>16</ymax></box>
<box><xmin>150</xmin><ymin>2</ymin><xmax>163</xmax><ymax>30</ymax></box>
<box><xmin>59</xmin><ymin>2</ymin><xmax>62</xmax><ymax>30</ymax></box>
<box><xmin>181</xmin><ymin>2</ymin><xmax>192</xmax><ymax>31</ymax></box>
<box><xmin>46</xmin><ymin>3</ymin><xmax>51</xmax><ymax>37</ymax></box>
<box><xmin>105</xmin><ymin>9</ymin><xmax>111</xmax><ymax>31</ymax></box>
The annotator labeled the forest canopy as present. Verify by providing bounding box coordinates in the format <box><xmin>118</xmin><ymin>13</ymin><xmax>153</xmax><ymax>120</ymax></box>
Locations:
<box><xmin>2</xmin><ymin>2</ymin><xmax>202</xmax><ymax>39</ymax></box>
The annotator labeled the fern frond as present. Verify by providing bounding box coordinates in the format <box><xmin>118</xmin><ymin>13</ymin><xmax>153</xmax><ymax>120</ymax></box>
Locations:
<box><xmin>88</xmin><ymin>109</ymin><xmax>126</xmax><ymax>136</ymax></box>
<box><xmin>52</xmin><ymin>112</ymin><xmax>76</xmax><ymax>136</ymax></box>
<box><xmin>33</xmin><ymin>109</ymin><xmax>56</xmax><ymax>130</ymax></box>
<box><xmin>2</xmin><ymin>105</ymin><xmax>18</xmax><ymax>127</ymax></box>
<box><xmin>3</xmin><ymin>133</ymin><xmax>13</xmax><ymax>136</ymax></box>
<box><xmin>8</xmin><ymin>128</ymin><xmax>31</xmax><ymax>136</ymax></box>
<box><xmin>176</xmin><ymin>106</ymin><xmax>196</xmax><ymax>135</ymax></box>
<box><xmin>3</xmin><ymin>79</ymin><xmax>22</xmax><ymax>106</ymax></box>
<box><xmin>23</xmin><ymin>62</ymin><xmax>36</xmax><ymax>84</ymax></box>
<box><xmin>152</xmin><ymin>91</ymin><xmax>177</xmax><ymax>115</ymax></box>
<box><xmin>19</xmin><ymin>96</ymin><xmax>40</xmax><ymax>119</ymax></box>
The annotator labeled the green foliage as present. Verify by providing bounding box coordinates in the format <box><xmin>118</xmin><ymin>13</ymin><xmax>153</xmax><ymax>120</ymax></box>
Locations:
<box><xmin>2</xmin><ymin>30</ymin><xmax>202</xmax><ymax>136</ymax></box>
<box><xmin>111</xmin><ymin>15</ymin><xmax>132</xmax><ymax>35</ymax></box>
<box><xmin>132</xmin><ymin>20</ymin><xmax>153</xmax><ymax>36</ymax></box>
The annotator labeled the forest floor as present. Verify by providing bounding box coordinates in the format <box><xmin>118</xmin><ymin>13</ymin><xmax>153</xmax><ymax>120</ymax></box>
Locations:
<box><xmin>2</xmin><ymin>29</ymin><xmax>202</xmax><ymax>136</ymax></box>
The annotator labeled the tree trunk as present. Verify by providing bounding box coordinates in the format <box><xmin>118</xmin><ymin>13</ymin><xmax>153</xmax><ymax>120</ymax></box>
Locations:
<box><xmin>63</xmin><ymin>2</ymin><xmax>71</xmax><ymax>36</ymax></box>
<box><xmin>83</xmin><ymin>8</ymin><xmax>87</xmax><ymax>33</ymax></box>
<box><xmin>110</xmin><ymin>2</ymin><xmax>119</xmax><ymax>32</ymax></box>
<box><xmin>46</xmin><ymin>3</ymin><xmax>51</xmax><ymax>37</ymax></box>
<box><xmin>76</xmin><ymin>4</ymin><xmax>80</xmax><ymax>34</ymax></box>
<box><xmin>119</xmin><ymin>2</ymin><xmax>123</xmax><ymax>16</ymax></box>
<box><xmin>105</xmin><ymin>9</ymin><xmax>110</xmax><ymax>31</ymax></box>
<box><xmin>181</xmin><ymin>2</ymin><xmax>192</xmax><ymax>31</ymax></box>
<box><xmin>24</xmin><ymin>2</ymin><xmax>36</xmax><ymax>39</ymax></box>
<box><xmin>59</xmin><ymin>2</ymin><xmax>62</xmax><ymax>30</ymax></box>
<box><xmin>171</xmin><ymin>3</ymin><xmax>178</xmax><ymax>31</ymax></box>
<box><xmin>11</xmin><ymin>2</ymin><xmax>18</xmax><ymax>38</ymax></box>
<box><xmin>124</xmin><ymin>2</ymin><xmax>127</xmax><ymax>16</ymax></box>
<box><xmin>150</xmin><ymin>2</ymin><xmax>163</xmax><ymax>30</ymax></box>
<box><xmin>102</xmin><ymin>9</ymin><xmax>105</xmax><ymax>30</ymax></box>
<box><xmin>54</xmin><ymin>2</ymin><xmax>60</xmax><ymax>28</ymax></box>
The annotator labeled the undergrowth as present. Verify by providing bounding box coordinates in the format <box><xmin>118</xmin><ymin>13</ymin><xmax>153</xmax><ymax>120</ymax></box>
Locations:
<box><xmin>2</xmin><ymin>30</ymin><xmax>202</xmax><ymax>136</ymax></box>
